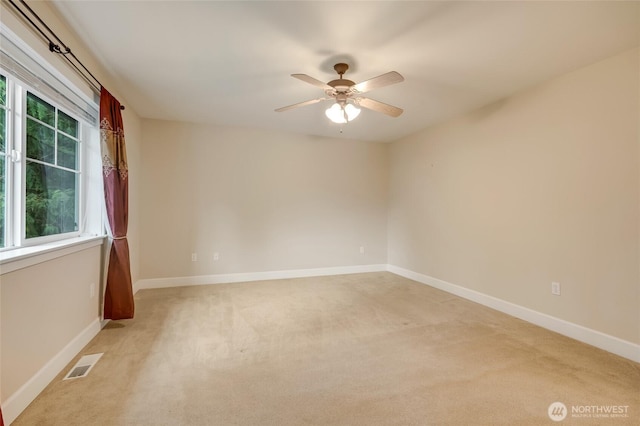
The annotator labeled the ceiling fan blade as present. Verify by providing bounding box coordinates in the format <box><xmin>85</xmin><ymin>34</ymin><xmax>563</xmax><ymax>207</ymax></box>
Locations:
<box><xmin>352</xmin><ymin>71</ymin><xmax>404</xmax><ymax>94</ymax></box>
<box><xmin>356</xmin><ymin>97</ymin><xmax>404</xmax><ymax>117</ymax></box>
<box><xmin>291</xmin><ymin>74</ymin><xmax>332</xmax><ymax>90</ymax></box>
<box><xmin>275</xmin><ymin>97</ymin><xmax>327</xmax><ymax>112</ymax></box>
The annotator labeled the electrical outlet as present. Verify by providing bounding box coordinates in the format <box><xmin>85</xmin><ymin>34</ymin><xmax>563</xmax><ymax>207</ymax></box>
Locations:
<box><xmin>191</xmin><ymin>253</ymin><xmax>198</xmax><ymax>262</ymax></box>
<box><xmin>213</xmin><ymin>252</ymin><xmax>219</xmax><ymax>261</ymax></box>
<box><xmin>551</xmin><ymin>282</ymin><xmax>561</xmax><ymax>296</ymax></box>
<box><xmin>89</xmin><ymin>283</ymin><xmax>96</xmax><ymax>299</ymax></box>
<box><xmin>359</xmin><ymin>246</ymin><xmax>365</xmax><ymax>254</ymax></box>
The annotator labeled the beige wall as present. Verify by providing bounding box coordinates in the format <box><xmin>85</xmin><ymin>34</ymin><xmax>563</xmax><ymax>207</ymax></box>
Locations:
<box><xmin>140</xmin><ymin>121</ymin><xmax>388</xmax><ymax>278</ymax></box>
<box><xmin>0</xmin><ymin>0</ymin><xmax>143</xmax><ymax>410</ymax></box>
<box><xmin>0</xmin><ymin>246</ymin><xmax>101</xmax><ymax>398</ymax></box>
<box><xmin>125</xmin><ymin>109</ymin><xmax>142</xmax><ymax>284</ymax></box>
<box><xmin>388</xmin><ymin>48</ymin><xmax>640</xmax><ymax>344</ymax></box>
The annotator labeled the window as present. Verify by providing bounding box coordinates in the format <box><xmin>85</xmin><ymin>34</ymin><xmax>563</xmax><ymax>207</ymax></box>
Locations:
<box><xmin>25</xmin><ymin>92</ymin><xmax>80</xmax><ymax>239</ymax></box>
<box><xmin>0</xmin><ymin>27</ymin><xmax>103</xmax><ymax>254</ymax></box>
<box><xmin>0</xmin><ymin>70</ymin><xmax>99</xmax><ymax>250</ymax></box>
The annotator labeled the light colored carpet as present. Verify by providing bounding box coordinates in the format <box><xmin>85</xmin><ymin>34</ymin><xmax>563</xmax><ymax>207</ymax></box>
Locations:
<box><xmin>13</xmin><ymin>272</ymin><xmax>640</xmax><ymax>425</ymax></box>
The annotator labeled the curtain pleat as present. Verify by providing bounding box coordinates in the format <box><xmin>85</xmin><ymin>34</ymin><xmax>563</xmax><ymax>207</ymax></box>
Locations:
<box><xmin>100</xmin><ymin>87</ymin><xmax>134</xmax><ymax>320</ymax></box>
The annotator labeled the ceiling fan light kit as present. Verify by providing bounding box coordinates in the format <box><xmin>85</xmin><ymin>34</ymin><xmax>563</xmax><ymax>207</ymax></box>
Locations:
<box><xmin>276</xmin><ymin>63</ymin><xmax>404</xmax><ymax>125</ymax></box>
<box><xmin>325</xmin><ymin>102</ymin><xmax>361</xmax><ymax>124</ymax></box>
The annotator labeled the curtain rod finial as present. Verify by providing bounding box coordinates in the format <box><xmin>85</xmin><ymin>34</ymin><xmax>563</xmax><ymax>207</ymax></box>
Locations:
<box><xmin>120</xmin><ymin>105</ymin><xmax>125</xmax><ymax>110</ymax></box>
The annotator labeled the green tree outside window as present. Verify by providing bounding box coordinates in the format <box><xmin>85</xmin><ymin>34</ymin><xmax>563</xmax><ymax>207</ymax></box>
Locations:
<box><xmin>25</xmin><ymin>92</ymin><xmax>79</xmax><ymax>238</ymax></box>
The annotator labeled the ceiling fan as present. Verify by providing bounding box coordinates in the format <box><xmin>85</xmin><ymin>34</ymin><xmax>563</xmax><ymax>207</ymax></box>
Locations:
<box><xmin>275</xmin><ymin>63</ymin><xmax>404</xmax><ymax>123</ymax></box>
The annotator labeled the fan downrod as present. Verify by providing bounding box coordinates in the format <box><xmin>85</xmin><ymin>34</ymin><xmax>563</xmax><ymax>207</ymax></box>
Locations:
<box><xmin>328</xmin><ymin>63</ymin><xmax>355</xmax><ymax>90</ymax></box>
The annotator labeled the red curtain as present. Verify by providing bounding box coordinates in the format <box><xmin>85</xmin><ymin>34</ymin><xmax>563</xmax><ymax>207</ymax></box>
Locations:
<box><xmin>1</xmin><ymin>406</ymin><xmax>4</xmax><ymax>426</ymax></box>
<box><xmin>100</xmin><ymin>87</ymin><xmax>134</xmax><ymax>320</ymax></box>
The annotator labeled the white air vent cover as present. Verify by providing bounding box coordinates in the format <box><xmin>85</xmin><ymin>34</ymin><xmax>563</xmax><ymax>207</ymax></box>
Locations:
<box><xmin>63</xmin><ymin>353</ymin><xmax>103</xmax><ymax>380</ymax></box>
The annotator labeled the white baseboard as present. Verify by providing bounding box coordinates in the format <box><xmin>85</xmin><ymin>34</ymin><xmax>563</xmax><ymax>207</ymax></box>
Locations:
<box><xmin>134</xmin><ymin>264</ymin><xmax>640</xmax><ymax>363</ymax></box>
<box><xmin>134</xmin><ymin>264</ymin><xmax>389</xmax><ymax>294</ymax></box>
<box><xmin>3</xmin><ymin>317</ymin><xmax>102</xmax><ymax>425</ymax></box>
<box><xmin>387</xmin><ymin>265</ymin><xmax>640</xmax><ymax>363</ymax></box>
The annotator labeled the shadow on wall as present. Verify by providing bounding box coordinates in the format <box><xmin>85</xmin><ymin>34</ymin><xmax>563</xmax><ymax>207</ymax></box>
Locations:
<box><xmin>465</xmin><ymin>98</ymin><xmax>509</xmax><ymax>122</ymax></box>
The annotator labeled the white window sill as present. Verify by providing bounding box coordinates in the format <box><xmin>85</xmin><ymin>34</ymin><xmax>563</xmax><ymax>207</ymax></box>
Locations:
<box><xmin>0</xmin><ymin>235</ymin><xmax>106</xmax><ymax>275</ymax></box>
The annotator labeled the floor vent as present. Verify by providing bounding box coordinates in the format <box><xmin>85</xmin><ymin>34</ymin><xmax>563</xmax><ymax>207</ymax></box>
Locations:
<box><xmin>63</xmin><ymin>353</ymin><xmax>103</xmax><ymax>380</ymax></box>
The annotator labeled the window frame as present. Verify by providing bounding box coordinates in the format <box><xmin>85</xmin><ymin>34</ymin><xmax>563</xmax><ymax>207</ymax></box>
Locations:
<box><xmin>0</xmin><ymin>73</ymin><xmax>12</xmax><ymax>249</ymax></box>
<box><xmin>23</xmin><ymin>86</ymin><xmax>84</xmax><ymax>244</ymax></box>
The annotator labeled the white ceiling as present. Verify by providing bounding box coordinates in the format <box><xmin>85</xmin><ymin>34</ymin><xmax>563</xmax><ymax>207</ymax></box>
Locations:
<box><xmin>52</xmin><ymin>1</ymin><xmax>639</xmax><ymax>143</ymax></box>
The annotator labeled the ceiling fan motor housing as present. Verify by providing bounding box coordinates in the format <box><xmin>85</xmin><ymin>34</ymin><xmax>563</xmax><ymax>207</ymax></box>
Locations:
<box><xmin>327</xmin><ymin>79</ymin><xmax>355</xmax><ymax>91</ymax></box>
<box><xmin>328</xmin><ymin>63</ymin><xmax>355</xmax><ymax>92</ymax></box>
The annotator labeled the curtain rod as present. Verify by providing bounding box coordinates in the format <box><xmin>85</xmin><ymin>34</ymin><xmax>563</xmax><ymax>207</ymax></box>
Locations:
<box><xmin>6</xmin><ymin>0</ymin><xmax>125</xmax><ymax>110</ymax></box>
